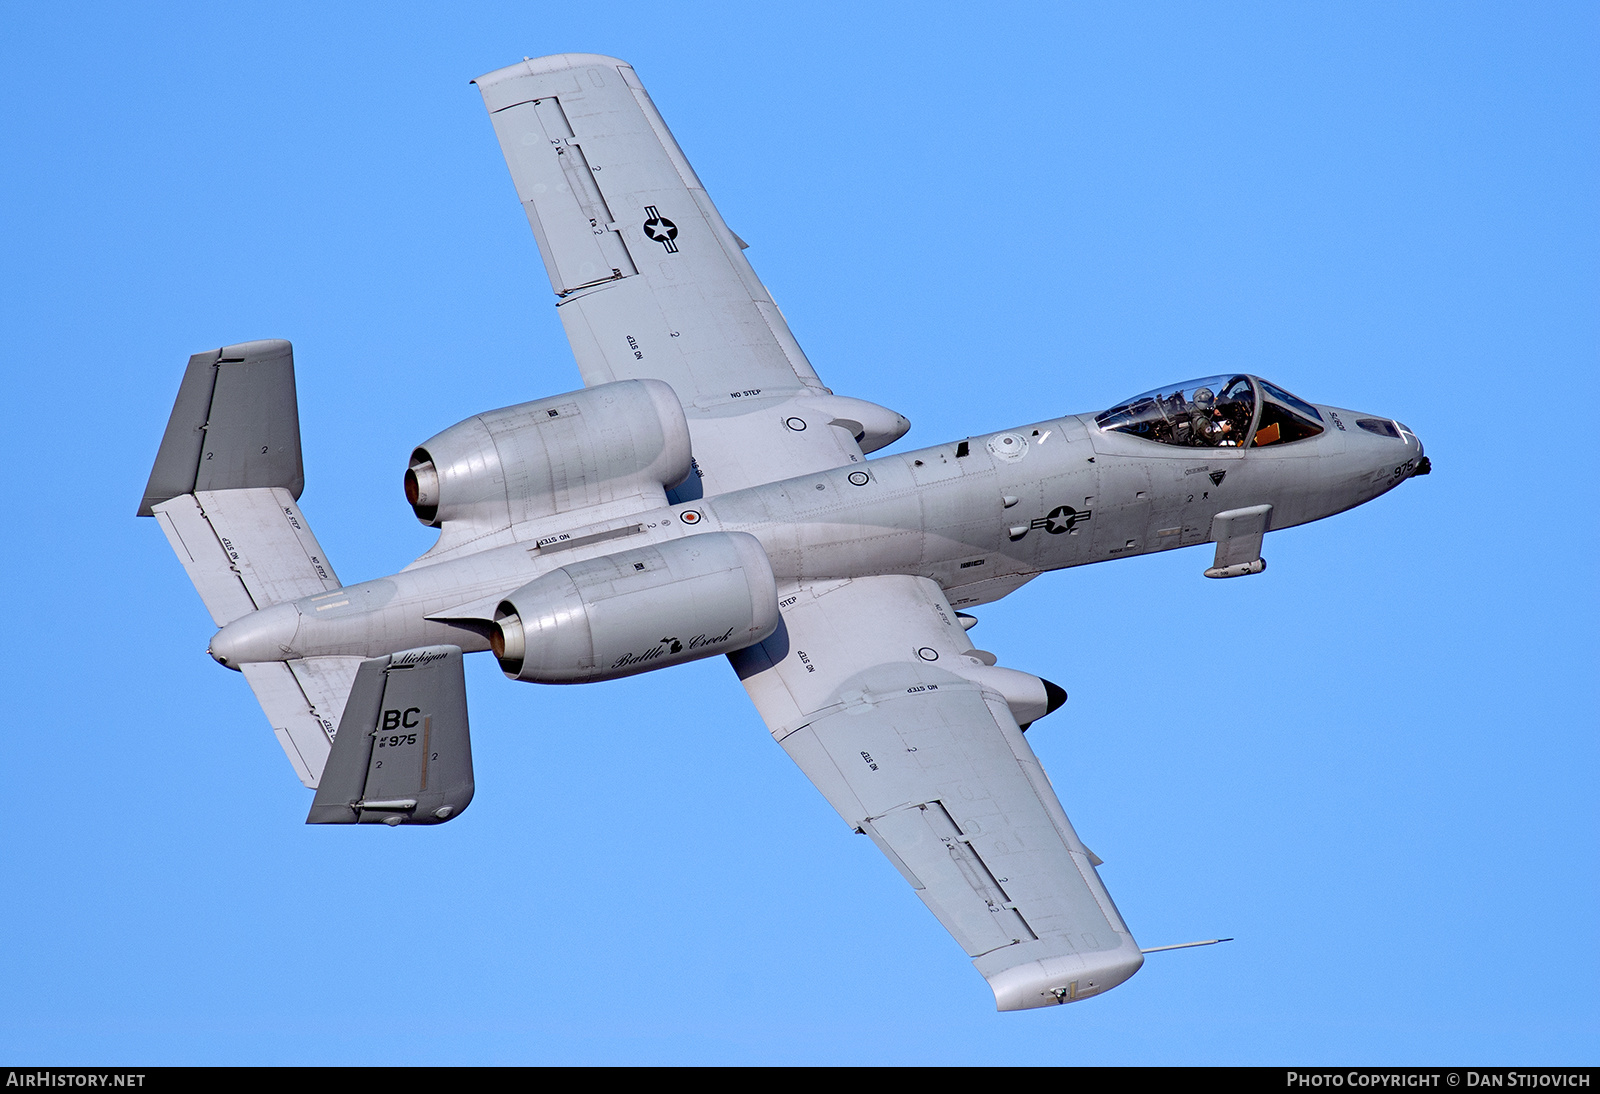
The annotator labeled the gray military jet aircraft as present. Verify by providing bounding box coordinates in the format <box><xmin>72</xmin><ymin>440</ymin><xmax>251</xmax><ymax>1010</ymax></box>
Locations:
<box><xmin>139</xmin><ymin>54</ymin><xmax>1428</xmax><ymax>1011</ymax></box>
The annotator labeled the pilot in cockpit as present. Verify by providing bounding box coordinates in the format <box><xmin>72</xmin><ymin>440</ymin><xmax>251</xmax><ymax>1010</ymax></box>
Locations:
<box><xmin>1187</xmin><ymin>387</ymin><xmax>1235</xmax><ymax>447</ymax></box>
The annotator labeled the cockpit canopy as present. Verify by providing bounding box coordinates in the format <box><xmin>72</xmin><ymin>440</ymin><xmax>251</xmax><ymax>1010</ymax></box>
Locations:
<box><xmin>1095</xmin><ymin>374</ymin><xmax>1324</xmax><ymax>449</ymax></box>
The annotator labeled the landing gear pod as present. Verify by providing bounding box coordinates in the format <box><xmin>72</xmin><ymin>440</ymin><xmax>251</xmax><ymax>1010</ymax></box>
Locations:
<box><xmin>307</xmin><ymin>645</ymin><xmax>474</xmax><ymax>826</ymax></box>
<box><xmin>1204</xmin><ymin>504</ymin><xmax>1272</xmax><ymax>579</ymax></box>
<box><xmin>945</xmin><ymin>663</ymin><xmax>1068</xmax><ymax>730</ymax></box>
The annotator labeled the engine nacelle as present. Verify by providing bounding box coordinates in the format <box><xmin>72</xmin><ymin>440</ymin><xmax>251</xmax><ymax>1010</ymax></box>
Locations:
<box><xmin>405</xmin><ymin>379</ymin><xmax>692</xmax><ymax>529</ymax></box>
<box><xmin>491</xmin><ymin>532</ymin><xmax>779</xmax><ymax>684</ymax></box>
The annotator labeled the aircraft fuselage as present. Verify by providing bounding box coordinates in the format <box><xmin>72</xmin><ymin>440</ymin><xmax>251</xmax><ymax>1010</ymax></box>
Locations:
<box><xmin>208</xmin><ymin>401</ymin><xmax>1425</xmax><ymax>669</ymax></box>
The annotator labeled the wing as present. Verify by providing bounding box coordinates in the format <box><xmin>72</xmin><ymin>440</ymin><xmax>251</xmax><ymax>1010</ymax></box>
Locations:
<box><xmin>730</xmin><ymin>575</ymin><xmax>1144</xmax><ymax>1009</ymax></box>
<box><xmin>473</xmin><ymin>55</ymin><xmax>907</xmax><ymax>496</ymax></box>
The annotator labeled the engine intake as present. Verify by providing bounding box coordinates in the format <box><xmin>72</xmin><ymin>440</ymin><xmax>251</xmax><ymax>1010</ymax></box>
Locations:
<box><xmin>492</xmin><ymin>531</ymin><xmax>779</xmax><ymax>684</ymax></box>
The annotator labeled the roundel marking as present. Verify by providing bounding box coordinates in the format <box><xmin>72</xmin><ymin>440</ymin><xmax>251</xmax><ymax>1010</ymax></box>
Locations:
<box><xmin>848</xmin><ymin>471</ymin><xmax>870</xmax><ymax>486</ymax></box>
<box><xmin>680</xmin><ymin>510</ymin><xmax>701</xmax><ymax>525</ymax></box>
<box><xmin>642</xmin><ymin>205</ymin><xmax>680</xmax><ymax>253</ymax></box>
<box><xmin>917</xmin><ymin>647</ymin><xmax>939</xmax><ymax>661</ymax></box>
<box><xmin>1040</xmin><ymin>506</ymin><xmax>1076</xmax><ymax>534</ymax></box>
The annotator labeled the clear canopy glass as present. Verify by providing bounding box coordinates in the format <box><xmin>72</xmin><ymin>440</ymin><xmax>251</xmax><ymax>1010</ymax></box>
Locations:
<box><xmin>1095</xmin><ymin>375</ymin><xmax>1325</xmax><ymax>449</ymax></box>
<box><xmin>1095</xmin><ymin>375</ymin><xmax>1256</xmax><ymax>448</ymax></box>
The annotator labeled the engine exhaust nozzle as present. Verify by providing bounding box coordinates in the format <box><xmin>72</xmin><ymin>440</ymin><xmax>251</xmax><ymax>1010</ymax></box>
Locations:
<box><xmin>405</xmin><ymin>449</ymin><xmax>440</xmax><ymax>525</ymax></box>
<box><xmin>491</xmin><ymin>605</ymin><xmax>525</xmax><ymax>676</ymax></box>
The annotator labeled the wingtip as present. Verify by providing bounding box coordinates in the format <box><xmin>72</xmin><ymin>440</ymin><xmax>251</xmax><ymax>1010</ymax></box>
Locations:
<box><xmin>473</xmin><ymin>53</ymin><xmax>633</xmax><ymax>89</ymax></box>
<box><xmin>986</xmin><ymin>946</ymin><xmax>1145</xmax><ymax>1011</ymax></box>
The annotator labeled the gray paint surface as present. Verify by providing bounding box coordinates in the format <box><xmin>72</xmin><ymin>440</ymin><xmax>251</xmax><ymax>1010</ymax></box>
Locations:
<box><xmin>140</xmin><ymin>54</ymin><xmax>1428</xmax><ymax>1013</ymax></box>
<box><xmin>139</xmin><ymin>339</ymin><xmax>303</xmax><ymax>516</ymax></box>
<box><xmin>308</xmin><ymin>646</ymin><xmax>474</xmax><ymax>826</ymax></box>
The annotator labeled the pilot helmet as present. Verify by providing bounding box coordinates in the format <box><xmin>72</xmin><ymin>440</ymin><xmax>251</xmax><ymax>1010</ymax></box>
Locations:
<box><xmin>1192</xmin><ymin>387</ymin><xmax>1215</xmax><ymax>409</ymax></box>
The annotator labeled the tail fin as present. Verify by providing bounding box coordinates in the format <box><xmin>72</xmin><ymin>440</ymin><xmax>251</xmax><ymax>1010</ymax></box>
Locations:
<box><xmin>308</xmin><ymin>646</ymin><xmax>475</xmax><ymax>825</ymax></box>
<box><xmin>141</xmin><ymin>339</ymin><xmax>357</xmax><ymax>787</ymax></box>
<box><xmin>139</xmin><ymin>339</ymin><xmax>305</xmax><ymax>518</ymax></box>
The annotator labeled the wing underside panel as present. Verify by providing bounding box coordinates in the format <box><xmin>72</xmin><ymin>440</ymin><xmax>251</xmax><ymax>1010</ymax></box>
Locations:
<box><xmin>474</xmin><ymin>55</ymin><xmax>866</xmax><ymax>496</ymax></box>
<box><xmin>733</xmin><ymin>575</ymin><xmax>1144</xmax><ymax>1009</ymax></box>
<box><xmin>476</xmin><ymin>56</ymin><xmax>823</xmax><ymax>396</ymax></box>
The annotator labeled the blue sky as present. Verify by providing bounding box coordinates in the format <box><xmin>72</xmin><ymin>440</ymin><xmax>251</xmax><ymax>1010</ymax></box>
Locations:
<box><xmin>2</xmin><ymin>0</ymin><xmax>1595</xmax><ymax>1065</ymax></box>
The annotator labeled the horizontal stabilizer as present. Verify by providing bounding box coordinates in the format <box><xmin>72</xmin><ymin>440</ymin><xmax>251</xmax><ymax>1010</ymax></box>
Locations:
<box><xmin>139</xmin><ymin>340</ymin><xmax>353</xmax><ymax>787</ymax></box>
<box><xmin>307</xmin><ymin>646</ymin><xmax>475</xmax><ymax>825</ymax></box>
<box><xmin>141</xmin><ymin>339</ymin><xmax>339</xmax><ymax>632</ymax></box>
<box><xmin>152</xmin><ymin>488</ymin><xmax>340</xmax><ymax>625</ymax></box>
<box><xmin>139</xmin><ymin>339</ymin><xmax>304</xmax><ymax>516</ymax></box>
<box><xmin>238</xmin><ymin>656</ymin><xmax>363</xmax><ymax>788</ymax></box>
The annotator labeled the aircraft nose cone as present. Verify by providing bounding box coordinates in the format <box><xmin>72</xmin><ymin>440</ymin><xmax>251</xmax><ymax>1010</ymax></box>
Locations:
<box><xmin>208</xmin><ymin>602</ymin><xmax>302</xmax><ymax>668</ymax></box>
<box><xmin>1340</xmin><ymin>409</ymin><xmax>1430</xmax><ymax>483</ymax></box>
<box><xmin>1396</xmin><ymin>422</ymin><xmax>1430</xmax><ymax>476</ymax></box>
